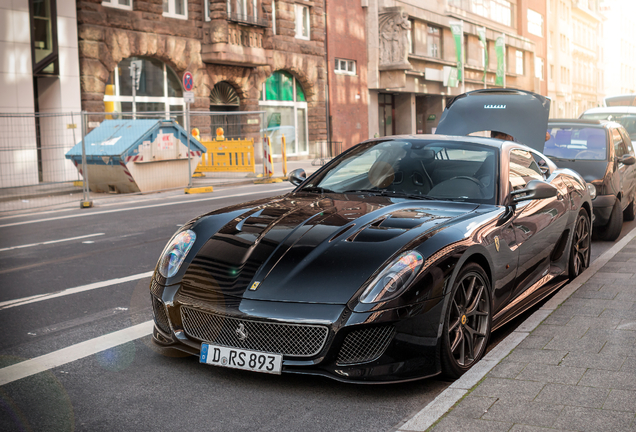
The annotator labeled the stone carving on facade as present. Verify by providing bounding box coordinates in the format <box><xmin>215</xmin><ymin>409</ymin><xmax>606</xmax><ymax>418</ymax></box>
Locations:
<box><xmin>379</xmin><ymin>7</ymin><xmax>412</xmax><ymax>70</ymax></box>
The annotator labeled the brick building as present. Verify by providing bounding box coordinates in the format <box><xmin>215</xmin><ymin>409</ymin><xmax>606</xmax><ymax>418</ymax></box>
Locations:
<box><xmin>77</xmin><ymin>0</ymin><xmax>327</xmax><ymax>157</ymax></box>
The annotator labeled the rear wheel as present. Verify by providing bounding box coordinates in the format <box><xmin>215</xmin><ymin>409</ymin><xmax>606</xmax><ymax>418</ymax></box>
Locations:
<box><xmin>624</xmin><ymin>198</ymin><xmax>635</xmax><ymax>221</ymax></box>
<box><xmin>569</xmin><ymin>209</ymin><xmax>591</xmax><ymax>280</ymax></box>
<box><xmin>597</xmin><ymin>198</ymin><xmax>623</xmax><ymax>241</ymax></box>
<box><xmin>441</xmin><ymin>263</ymin><xmax>491</xmax><ymax>379</ymax></box>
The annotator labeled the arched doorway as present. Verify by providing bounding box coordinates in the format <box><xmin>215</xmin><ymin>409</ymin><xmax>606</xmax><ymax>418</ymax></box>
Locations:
<box><xmin>210</xmin><ymin>81</ymin><xmax>242</xmax><ymax>138</ymax></box>
<box><xmin>104</xmin><ymin>56</ymin><xmax>184</xmax><ymax>123</ymax></box>
<box><xmin>258</xmin><ymin>70</ymin><xmax>308</xmax><ymax>156</ymax></box>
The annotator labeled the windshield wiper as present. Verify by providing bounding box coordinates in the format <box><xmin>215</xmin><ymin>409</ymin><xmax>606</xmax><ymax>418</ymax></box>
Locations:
<box><xmin>299</xmin><ymin>186</ymin><xmax>336</xmax><ymax>194</ymax></box>
<box><xmin>343</xmin><ymin>189</ymin><xmax>443</xmax><ymax>200</ymax></box>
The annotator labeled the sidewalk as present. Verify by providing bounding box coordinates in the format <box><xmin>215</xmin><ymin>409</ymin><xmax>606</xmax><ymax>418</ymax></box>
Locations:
<box><xmin>398</xmin><ymin>229</ymin><xmax>636</xmax><ymax>432</ymax></box>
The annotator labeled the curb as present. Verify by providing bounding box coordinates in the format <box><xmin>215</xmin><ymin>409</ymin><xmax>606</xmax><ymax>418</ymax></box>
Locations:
<box><xmin>184</xmin><ymin>186</ymin><xmax>214</xmax><ymax>194</ymax></box>
<box><xmin>396</xmin><ymin>226</ymin><xmax>636</xmax><ymax>432</ymax></box>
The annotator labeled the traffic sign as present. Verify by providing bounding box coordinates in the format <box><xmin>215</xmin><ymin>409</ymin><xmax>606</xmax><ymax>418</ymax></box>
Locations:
<box><xmin>184</xmin><ymin>91</ymin><xmax>195</xmax><ymax>103</ymax></box>
<box><xmin>183</xmin><ymin>71</ymin><xmax>194</xmax><ymax>92</ymax></box>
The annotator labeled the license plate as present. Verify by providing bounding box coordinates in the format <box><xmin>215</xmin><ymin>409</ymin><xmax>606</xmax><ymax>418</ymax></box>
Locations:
<box><xmin>200</xmin><ymin>344</ymin><xmax>282</xmax><ymax>375</ymax></box>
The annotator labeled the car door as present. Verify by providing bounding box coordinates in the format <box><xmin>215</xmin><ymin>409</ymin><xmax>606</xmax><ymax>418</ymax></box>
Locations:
<box><xmin>618</xmin><ymin>127</ymin><xmax>636</xmax><ymax>205</ymax></box>
<box><xmin>508</xmin><ymin>148</ymin><xmax>567</xmax><ymax>301</ymax></box>
<box><xmin>611</xmin><ymin>127</ymin><xmax>633</xmax><ymax>210</ymax></box>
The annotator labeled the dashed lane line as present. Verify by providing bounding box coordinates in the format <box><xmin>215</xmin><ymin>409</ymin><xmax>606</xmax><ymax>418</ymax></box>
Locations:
<box><xmin>0</xmin><ymin>233</ymin><xmax>105</xmax><ymax>252</ymax></box>
<box><xmin>0</xmin><ymin>321</ymin><xmax>154</xmax><ymax>387</ymax></box>
<box><xmin>0</xmin><ymin>271</ymin><xmax>154</xmax><ymax>311</ymax></box>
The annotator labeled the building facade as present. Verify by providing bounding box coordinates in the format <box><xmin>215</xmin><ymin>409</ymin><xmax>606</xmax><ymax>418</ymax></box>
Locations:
<box><xmin>601</xmin><ymin>0</ymin><xmax>636</xmax><ymax>98</ymax></box>
<box><xmin>365</xmin><ymin>0</ymin><xmax>544</xmax><ymax>138</ymax></box>
<box><xmin>77</xmin><ymin>0</ymin><xmax>327</xmax><ymax>157</ymax></box>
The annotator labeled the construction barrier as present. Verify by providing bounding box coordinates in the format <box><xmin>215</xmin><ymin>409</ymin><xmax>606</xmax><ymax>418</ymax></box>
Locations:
<box><xmin>195</xmin><ymin>129</ymin><xmax>255</xmax><ymax>173</ymax></box>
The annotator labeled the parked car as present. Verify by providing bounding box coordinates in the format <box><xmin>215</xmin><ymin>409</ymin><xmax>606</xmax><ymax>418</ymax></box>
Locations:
<box><xmin>150</xmin><ymin>89</ymin><xmax>592</xmax><ymax>383</ymax></box>
<box><xmin>603</xmin><ymin>94</ymin><xmax>636</xmax><ymax>107</ymax></box>
<box><xmin>538</xmin><ymin>119</ymin><xmax>636</xmax><ymax>241</ymax></box>
<box><xmin>580</xmin><ymin>106</ymin><xmax>636</xmax><ymax>141</ymax></box>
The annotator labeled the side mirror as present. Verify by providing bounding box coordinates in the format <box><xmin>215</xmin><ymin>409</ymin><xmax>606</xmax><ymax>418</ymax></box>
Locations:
<box><xmin>289</xmin><ymin>168</ymin><xmax>307</xmax><ymax>186</ymax></box>
<box><xmin>511</xmin><ymin>179</ymin><xmax>558</xmax><ymax>203</ymax></box>
<box><xmin>621</xmin><ymin>155</ymin><xmax>636</xmax><ymax>166</ymax></box>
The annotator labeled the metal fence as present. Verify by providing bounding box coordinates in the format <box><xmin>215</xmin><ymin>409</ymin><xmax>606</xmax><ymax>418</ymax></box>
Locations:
<box><xmin>0</xmin><ymin>110</ymin><xmax>340</xmax><ymax>213</ymax></box>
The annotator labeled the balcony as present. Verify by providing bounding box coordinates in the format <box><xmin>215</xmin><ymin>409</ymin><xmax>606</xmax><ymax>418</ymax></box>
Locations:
<box><xmin>227</xmin><ymin>12</ymin><xmax>269</xmax><ymax>27</ymax></box>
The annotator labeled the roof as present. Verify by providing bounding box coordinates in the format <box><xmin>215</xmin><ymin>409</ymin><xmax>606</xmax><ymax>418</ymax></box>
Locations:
<box><xmin>548</xmin><ymin>119</ymin><xmax>606</xmax><ymax>126</ymax></box>
<box><xmin>582</xmin><ymin>106</ymin><xmax>636</xmax><ymax>115</ymax></box>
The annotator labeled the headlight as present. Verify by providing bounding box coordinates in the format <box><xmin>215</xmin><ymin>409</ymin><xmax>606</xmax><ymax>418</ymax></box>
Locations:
<box><xmin>360</xmin><ymin>251</ymin><xmax>424</xmax><ymax>304</ymax></box>
<box><xmin>586</xmin><ymin>183</ymin><xmax>596</xmax><ymax>200</ymax></box>
<box><xmin>158</xmin><ymin>230</ymin><xmax>196</xmax><ymax>278</ymax></box>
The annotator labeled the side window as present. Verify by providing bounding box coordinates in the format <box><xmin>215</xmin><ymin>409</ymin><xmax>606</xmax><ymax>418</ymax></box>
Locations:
<box><xmin>509</xmin><ymin>149</ymin><xmax>543</xmax><ymax>191</ymax></box>
<box><xmin>612</xmin><ymin>128</ymin><xmax>627</xmax><ymax>158</ymax></box>
<box><xmin>618</xmin><ymin>128</ymin><xmax>634</xmax><ymax>155</ymax></box>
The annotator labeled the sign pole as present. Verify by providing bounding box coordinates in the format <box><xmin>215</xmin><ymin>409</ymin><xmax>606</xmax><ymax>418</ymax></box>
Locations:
<box><xmin>132</xmin><ymin>63</ymin><xmax>136</xmax><ymax>119</ymax></box>
<box><xmin>182</xmin><ymin>71</ymin><xmax>195</xmax><ymax>189</ymax></box>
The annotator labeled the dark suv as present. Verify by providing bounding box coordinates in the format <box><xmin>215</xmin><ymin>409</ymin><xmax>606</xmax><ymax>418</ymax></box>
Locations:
<box><xmin>539</xmin><ymin>120</ymin><xmax>636</xmax><ymax>241</ymax></box>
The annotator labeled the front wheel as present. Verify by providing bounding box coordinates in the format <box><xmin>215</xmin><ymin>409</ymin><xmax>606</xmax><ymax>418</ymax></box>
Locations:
<box><xmin>440</xmin><ymin>263</ymin><xmax>492</xmax><ymax>379</ymax></box>
<box><xmin>569</xmin><ymin>209</ymin><xmax>591</xmax><ymax>280</ymax></box>
<box><xmin>597</xmin><ymin>198</ymin><xmax>623</xmax><ymax>241</ymax></box>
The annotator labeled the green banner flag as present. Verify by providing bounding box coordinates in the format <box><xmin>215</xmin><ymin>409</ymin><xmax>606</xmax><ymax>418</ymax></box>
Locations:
<box><xmin>450</xmin><ymin>22</ymin><xmax>463</xmax><ymax>81</ymax></box>
<box><xmin>478</xmin><ymin>27</ymin><xmax>488</xmax><ymax>83</ymax></box>
<box><xmin>495</xmin><ymin>35</ymin><xmax>505</xmax><ymax>87</ymax></box>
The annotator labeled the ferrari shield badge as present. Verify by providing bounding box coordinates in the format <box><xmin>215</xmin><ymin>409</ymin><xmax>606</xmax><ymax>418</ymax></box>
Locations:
<box><xmin>494</xmin><ymin>236</ymin><xmax>500</xmax><ymax>252</ymax></box>
<box><xmin>249</xmin><ymin>281</ymin><xmax>261</xmax><ymax>291</ymax></box>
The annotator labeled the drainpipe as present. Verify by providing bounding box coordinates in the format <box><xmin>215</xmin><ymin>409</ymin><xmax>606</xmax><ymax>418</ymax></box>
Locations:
<box><xmin>324</xmin><ymin>0</ymin><xmax>332</xmax><ymax>152</ymax></box>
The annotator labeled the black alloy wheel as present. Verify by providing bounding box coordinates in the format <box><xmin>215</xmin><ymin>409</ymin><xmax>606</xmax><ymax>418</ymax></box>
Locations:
<box><xmin>569</xmin><ymin>209</ymin><xmax>591</xmax><ymax>280</ymax></box>
<box><xmin>597</xmin><ymin>198</ymin><xmax>623</xmax><ymax>241</ymax></box>
<box><xmin>441</xmin><ymin>263</ymin><xmax>491</xmax><ymax>378</ymax></box>
<box><xmin>624</xmin><ymin>198</ymin><xmax>635</xmax><ymax>221</ymax></box>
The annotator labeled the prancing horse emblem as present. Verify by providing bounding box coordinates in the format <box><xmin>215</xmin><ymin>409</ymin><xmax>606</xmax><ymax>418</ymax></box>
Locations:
<box><xmin>494</xmin><ymin>236</ymin><xmax>500</xmax><ymax>252</ymax></box>
<box><xmin>236</xmin><ymin>323</ymin><xmax>248</xmax><ymax>341</ymax></box>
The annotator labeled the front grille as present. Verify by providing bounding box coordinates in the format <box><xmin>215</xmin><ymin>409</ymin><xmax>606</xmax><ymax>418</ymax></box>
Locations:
<box><xmin>336</xmin><ymin>326</ymin><xmax>395</xmax><ymax>365</ymax></box>
<box><xmin>150</xmin><ymin>278</ymin><xmax>163</xmax><ymax>297</ymax></box>
<box><xmin>180</xmin><ymin>306</ymin><xmax>328</xmax><ymax>357</ymax></box>
<box><xmin>151</xmin><ymin>295</ymin><xmax>171</xmax><ymax>334</ymax></box>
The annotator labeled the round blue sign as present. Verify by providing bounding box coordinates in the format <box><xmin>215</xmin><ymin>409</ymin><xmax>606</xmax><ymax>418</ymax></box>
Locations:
<box><xmin>183</xmin><ymin>71</ymin><xmax>194</xmax><ymax>91</ymax></box>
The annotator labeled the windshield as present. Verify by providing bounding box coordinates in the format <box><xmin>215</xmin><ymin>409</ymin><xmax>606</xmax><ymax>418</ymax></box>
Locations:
<box><xmin>580</xmin><ymin>113</ymin><xmax>636</xmax><ymax>139</ymax></box>
<box><xmin>544</xmin><ymin>126</ymin><xmax>607</xmax><ymax>161</ymax></box>
<box><xmin>301</xmin><ymin>139</ymin><xmax>498</xmax><ymax>204</ymax></box>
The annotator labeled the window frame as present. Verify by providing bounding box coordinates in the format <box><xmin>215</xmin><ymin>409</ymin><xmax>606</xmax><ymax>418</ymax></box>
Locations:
<box><xmin>535</xmin><ymin>57</ymin><xmax>544</xmax><ymax>81</ymax></box>
<box><xmin>509</xmin><ymin>148</ymin><xmax>544</xmax><ymax>192</ymax></box>
<box><xmin>527</xmin><ymin>9</ymin><xmax>543</xmax><ymax>37</ymax></box>
<box><xmin>163</xmin><ymin>0</ymin><xmax>187</xmax><ymax>20</ymax></box>
<box><xmin>102</xmin><ymin>0</ymin><xmax>133</xmax><ymax>11</ymax></box>
<box><xmin>334</xmin><ymin>58</ymin><xmax>356</xmax><ymax>76</ymax></box>
<box><xmin>515</xmin><ymin>50</ymin><xmax>524</xmax><ymax>75</ymax></box>
<box><xmin>426</xmin><ymin>25</ymin><xmax>441</xmax><ymax>59</ymax></box>
<box><xmin>295</xmin><ymin>4</ymin><xmax>310</xmax><ymax>40</ymax></box>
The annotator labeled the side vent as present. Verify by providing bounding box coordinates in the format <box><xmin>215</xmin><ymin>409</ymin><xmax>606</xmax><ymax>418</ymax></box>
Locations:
<box><xmin>550</xmin><ymin>229</ymin><xmax>570</xmax><ymax>261</ymax></box>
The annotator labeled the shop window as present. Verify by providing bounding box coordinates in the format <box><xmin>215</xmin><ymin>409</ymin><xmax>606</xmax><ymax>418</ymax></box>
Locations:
<box><xmin>259</xmin><ymin>71</ymin><xmax>308</xmax><ymax>156</ymax></box>
<box><xmin>103</xmin><ymin>0</ymin><xmax>132</xmax><ymax>10</ymax></box>
<box><xmin>103</xmin><ymin>57</ymin><xmax>184</xmax><ymax>123</ymax></box>
<box><xmin>163</xmin><ymin>0</ymin><xmax>187</xmax><ymax>19</ymax></box>
<box><xmin>295</xmin><ymin>4</ymin><xmax>310</xmax><ymax>40</ymax></box>
<box><xmin>335</xmin><ymin>58</ymin><xmax>356</xmax><ymax>75</ymax></box>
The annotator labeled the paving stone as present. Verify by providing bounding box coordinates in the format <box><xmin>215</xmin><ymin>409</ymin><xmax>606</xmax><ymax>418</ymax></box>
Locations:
<box><xmin>543</xmin><ymin>314</ymin><xmax>572</xmax><ymax>326</ymax></box>
<box><xmin>565</xmin><ymin>315</ymin><xmax>620</xmax><ymax>329</ymax></box>
<box><xmin>552</xmin><ymin>406</ymin><xmax>635</xmax><ymax>432</ymax></box>
<box><xmin>599</xmin><ymin>262</ymin><xmax>635</xmax><ymax>273</ymax></box>
<box><xmin>505</xmin><ymin>348</ymin><xmax>568</xmax><ymax>365</ymax></box>
<box><xmin>429</xmin><ymin>415</ymin><xmax>512</xmax><ymax>432</ymax></box>
<box><xmin>534</xmin><ymin>383</ymin><xmax>609</xmax><ymax>408</ymax></box>
<box><xmin>572</xmin><ymin>286</ymin><xmax>620</xmax><ymax>300</ymax></box>
<box><xmin>488</xmin><ymin>360</ymin><xmax>527</xmax><ymax>379</ymax></box>
<box><xmin>481</xmin><ymin>399</ymin><xmax>563</xmax><ymax>428</ymax></box>
<box><xmin>543</xmin><ymin>336</ymin><xmax>605</xmax><ymax>353</ymax></box>
<box><xmin>446</xmin><ymin>395</ymin><xmax>498</xmax><ymax>419</ymax></box>
<box><xmin>517</xmin><ymin>335</ymin><xmax>553</xmax><ymax>349</ymax></box>
<box><xmin>472</xmin><ymin>377</ymin><xmax>546</xmax><ymax>401</ymax></box>
<box><xmin>584</xmin><ymin>328</ymin><xmax>636</xmax><ymax>345</ymax></box>
<box><xmin>603</xmin><ymin>389</ymin><xmax>636</xmax><ymax>412</ymax></box>
<box><xmin>615</xmin><ymin>291</ymin><xmax>636</xmax><ymax>302</ymax></box>
<box><xmin>509</xmin><ymin>426</ymin><xmax>577</xmax><ymax>432</ymax></box>
<box><xmin>600</xmin><ymin>309</ymin><xmax>636</xmax><ymax>320</ymax></box>
<box><xmin>558</xmin><ymin>352</ymin><xmax>626</xmax><ymax>371</ymax></box>
<box><xmin>578</xmin><ymin>369</ymin><xmax>636</xmax><ymax>391</ymax></box>
<box><xmin>515</xmin><ymin>363</ymin><xmax>586</xmax><ymax>385</ymax></box>
<box><xmin>600</xmin><ymin>342</ymin><xmax>636</xmax><ymax>357</ymax></box>
<box><xmin>550</xmin><ymin>304</ymin><xmax>605</xmax><ymax>319</ymax></box>
<box><xmin>593</xmin><ymin>271</ymin><xmax>634</xmax><ymax>280</ymax></box>
<box><xmin>609</xmin><ymin>254</ymin><xmax>632</xmax><ymax>263</ymax></box>
<box><xmin>531</xmin><ymin>324</ymin><xmax>589</xmax><ymax>339</ymax></box>
<box><xmin>621</xmin><ymin>356</ymin><xmax>636</xmax><ymax>373</ymax></box>
<box><xmin>617</xmin><ymin>320</ymin><xmax>636</xmax><ymax>330</ymax></box>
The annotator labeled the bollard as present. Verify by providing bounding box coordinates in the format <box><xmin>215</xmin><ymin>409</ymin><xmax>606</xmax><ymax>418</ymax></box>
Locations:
<box><xmin>263</xmin><ymin>136</ymin><xmax>274</xmax><ymax>177</ymax></box>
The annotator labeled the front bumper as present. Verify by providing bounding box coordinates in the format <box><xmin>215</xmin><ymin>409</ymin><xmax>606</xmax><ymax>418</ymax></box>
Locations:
<box><xmin>592</xmin><ymin>194</ymin><xmax>616</xmax><ymax>227</ymax></box>
<box><xmin>150</xmin><ymin>278</ymin><xmax>446</xmax><ymax>383</ymax></box>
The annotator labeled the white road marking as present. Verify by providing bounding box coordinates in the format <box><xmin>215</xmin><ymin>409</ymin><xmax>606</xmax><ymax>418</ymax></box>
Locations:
<box><xmin>0</xmin><ymin>186</ymin><xmax>292</xmax><ymax>228</ymax></box>
<box><xmin>0</xmin><ymin>271</ymin><xmax>154</xmax><ymax>311</ymax></box>
<box><xmin>0</xmin><ymin>320</ymin><xmax>154</xmax><ymax>387</ymax></box>
<box><xmin>0</xmin><ymin>233</ymin><xmax>105</xmax><ymax>252</ymax></box>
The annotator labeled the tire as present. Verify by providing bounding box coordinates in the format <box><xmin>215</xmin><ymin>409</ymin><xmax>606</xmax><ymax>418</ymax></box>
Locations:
<box><xmin>597</xmin><ymin>198</ymin><xmax>623</xmax><ymax>241</ymax></box>
<box><xmin>440</xmin><ymin>263</ymin><xmax>492</xmax><ymax>379</ymax></box>
<box><xmin>624</xmin><ymin>198</ymin><xmax>635</xmax><ymax>222</ymax></box>
<box><xmin>569</xmin><ymin>209</ymin><xmax>591</xmax><ymax>280</ymax></box>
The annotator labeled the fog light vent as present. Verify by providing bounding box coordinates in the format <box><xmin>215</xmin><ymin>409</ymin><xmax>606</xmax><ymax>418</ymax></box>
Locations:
<box><xmin>151</xmin><ymin>295</ymin><xmax>170</xmax><ymax>334</ymax></box>
<box><xmin>336</xmin><ymin>325</ymin><xmax>395</xmax><ymax>365</ymax></box>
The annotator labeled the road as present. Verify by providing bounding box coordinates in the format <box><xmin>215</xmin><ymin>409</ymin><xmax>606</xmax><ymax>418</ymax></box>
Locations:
<box><xmin>0</xmin><ymin>184</ymin><xmax>634</xmax><ymax>432</ymax></box>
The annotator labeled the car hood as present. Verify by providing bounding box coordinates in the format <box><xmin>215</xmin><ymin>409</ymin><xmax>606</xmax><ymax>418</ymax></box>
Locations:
<box><xmin>435</xmin><ymin>89</ymin><xmax>551</xmax><ymax>150</ymax></box>
<box><xmin>178</xmin><ymin>194</ymin><xmax>480</xmax><ymax>305</ymax></box>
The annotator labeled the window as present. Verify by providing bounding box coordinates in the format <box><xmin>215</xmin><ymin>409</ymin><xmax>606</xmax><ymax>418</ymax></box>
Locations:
<box><xmin>527</xmin><ymin>9</ymin><xmax>543</xmax><ymax>37</ymax></box>
<box><xmin>335</xmin><ymin>58</ymin><xmax>356</xmax><ymax>75</ymax></box>
<box><xmin>103</xmin><ymin>57</ymin><xmax>185</xmax><ymax>123</ymax></box>
<box><xmin>163</xmin><ymin>0</ymin><xmax>187</xmax><ymax>19</ymax></box>
<box><xmin>560</xmin><ymin>34</ymin><xmax>567</xmax><ymax>52</ymax></box>
<box><xmin>204</xmin><ymin>0</ymin><xmax>210</xmax><ymax>21</ymax></box>
<box><xmin>535</xmin><ymin>57</ymin><xmax>544</xmax><ymax>80</ymax></box>
<box><xmin>509</xmin><ymin>149</ymin><xmax>543</xmax><ymax>191</ymax></box>
<box><xmin>295</xmin><ymin>4</ymin><xmax>310</xmax><ymax>40</ymax></box>
<box><xmin>103</xmin><ymin>0</ymin><xmax>131</xmax><ymax>10</ymax></box>
<box><xmin>409</xmin><ymin>19</ymin><xmax>415</xmax><ymax>54</ymax></box>
<box><xmin>612</xmin><ymin>128</ymin><xmax>627</xmax><ymax>158</ymax></box>
<box><xmin>272</xmin><ymin>0</ymin><xmax>276</xmax><ymax>34</ymax></box>
<box><xmin>259</xmin><ymin>71</ymin><xmax>308</xmax><ymax>156</ymax></box>
<box><xmin>550</xmin><ymin>64</ymin><xmax>554</xmax><ymax>81</ymax></box>
<box><xmin>427</xmin><ymin>25</ymin><xmax>441</xmax><ymax>58</ymax></box>
<box><xmin>30</xmin><ymin>0</ymin><xmax>59</xmax><ymax>75</ymax></box>
<box><xmin>516</xmin><ymin>50</ymin><xmax>524</xmax><ymax>75</ymax></box>
<box><xmin>227</xmin><ymin>0</ymin><xmax>264</xmax><ymax>25</ymax></box>
<box><xmin>470</xmin><ymin>0</ymin><xmax>512</xmax><ymax>27</ymax></box>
